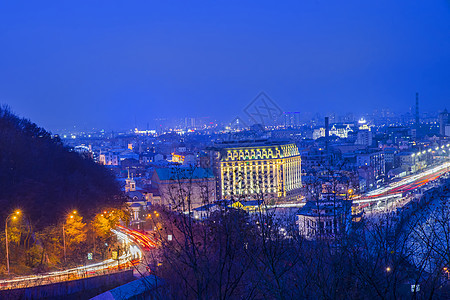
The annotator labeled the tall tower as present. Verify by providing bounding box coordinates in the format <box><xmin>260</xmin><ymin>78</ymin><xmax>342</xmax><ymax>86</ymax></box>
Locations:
<box><xmin>324</xmin><ymin>117</ymin><xmax>329</xmax><ymax>153</ymax></box>
<box><xmin>439</xmin><ymin>109</ymin><xmax>449</xmax><ymax>136</ymax></box>
<box><xmin>415</xmin><ymin>92</ymin><xmax>419</xmax><ymax>126</ymax></box>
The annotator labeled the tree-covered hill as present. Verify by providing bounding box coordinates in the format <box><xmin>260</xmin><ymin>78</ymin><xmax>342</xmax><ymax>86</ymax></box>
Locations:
<box><xmin>0</xmin><ymin>106</ymin><xmax>123</xmax><ymax>229</ymax></box>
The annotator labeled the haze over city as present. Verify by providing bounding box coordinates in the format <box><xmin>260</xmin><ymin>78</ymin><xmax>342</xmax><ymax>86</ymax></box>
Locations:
<box><xmin>1</xmin><ymin>1</ymin><xmax>450</xmax><ymax>131</ymax></box>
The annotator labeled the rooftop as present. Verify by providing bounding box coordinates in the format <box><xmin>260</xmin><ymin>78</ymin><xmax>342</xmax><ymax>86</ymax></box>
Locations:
<box><xmin>210</xmin><ymin>139</ymin><xmax>291</xmax><ymax>149</ymax></box>
<box><xmin>155</xmin><ymin>167</ymin><xmax>215</xmax><ymax>181</ymax></box>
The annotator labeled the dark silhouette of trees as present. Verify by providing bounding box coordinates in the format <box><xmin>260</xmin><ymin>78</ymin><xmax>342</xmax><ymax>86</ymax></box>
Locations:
<box><xmin>0</xmin><ymin>105</ymin><xmax>123</xmax><ymax>229</ymax></box>
<box><xmin>0</xmin><ymin>106</ymin><xmax>125</xmax><ymax>275</ymax></box>
<box><xmin>139</xmin><ymin>165</ymin><xmax>450</xmax><ymax>299</ymax></box>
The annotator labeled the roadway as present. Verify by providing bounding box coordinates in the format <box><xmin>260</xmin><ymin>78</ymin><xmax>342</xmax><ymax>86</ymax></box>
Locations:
<box><xmin>357</xmin><ymin>161</ymin><xmax>450</xmax><ymax>199</ymax></box>
<box><xmin>4</xmin><ymin>160</ymin><xmax>444</xmax><ymax>289</ymax></box>
<box><xmin>0</xmin><ymin>225</ymin><xmax>156</xmax><ymax>290</ymax></box>
<box><xmin>353</xmin><ymin>161</ymin><xmax>450</xmax><ymax>209</ymax></box>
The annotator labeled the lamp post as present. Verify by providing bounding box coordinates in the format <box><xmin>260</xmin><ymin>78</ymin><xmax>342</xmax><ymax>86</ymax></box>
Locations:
<box><xmin>62</xmin><ymin>222</ymin><xmax>66</xmax><ymax>263</ymax></box>
<box><xmin>347</xmin><ymin>189</ymin><xmax>354</xmax><ymax>200</ymax></box>
<box><xmin>5</xmin><ymin>210</ymin><xmax>21</xmax><ymax>276</ymax></box>
<box><xmin>63</xmin><ymin>210</ymin><xmax>77</xmax><ymax>264</ymax></box>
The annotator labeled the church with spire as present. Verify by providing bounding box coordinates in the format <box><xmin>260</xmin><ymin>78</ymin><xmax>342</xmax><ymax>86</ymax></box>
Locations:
<box><xmin>125</xmin><ymin>168</ymin><xmax>136</xmax><ymax>192</ymax></box>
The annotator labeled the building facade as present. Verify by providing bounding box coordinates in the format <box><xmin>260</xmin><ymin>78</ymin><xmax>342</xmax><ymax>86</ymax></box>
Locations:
<box><xmin>356</xmin><ymin>150</ymin><xmax>385</xmax><ymax>181</ymax></box>
<box><xmin>439</xmin><ymin>109</ymin><xmax>449</xmax><ymax>136</ymax></box>
<box><xmin>210</xmin><ymin>140</ymin><xmax>302</xmax><ymax>202</ymax></box>
<box><xmin>296</xmin><ymin>193</ymin><xmax>352</xmax><ymax>239</ymax></box>
<box><xmin>313</xmin><ymin>124</ymin><xmax>354</xmax><ymax>140</ymax></box>
<box><xmin>152</xmin><ymin>167</ymin><xmax>216</xmax><ymax>211</ymax></box>
<box><xmin>355</xmin><ymin>129</ymin><xmax>373</xmax><ymax>146</ymax></box>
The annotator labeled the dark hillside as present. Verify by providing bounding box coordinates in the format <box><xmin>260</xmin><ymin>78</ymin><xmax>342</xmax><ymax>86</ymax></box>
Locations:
<box><xmin>0</xmin><ymin>106</ymin><xmax>123</xmax><ymax>228</ymax></box>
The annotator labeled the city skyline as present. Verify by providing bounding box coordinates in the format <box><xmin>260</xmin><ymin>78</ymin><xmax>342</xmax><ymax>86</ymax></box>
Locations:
<box><xmin>2</xmin><ymin>97</ymin><xmax>447</xmax><ymax>134</ymax></box>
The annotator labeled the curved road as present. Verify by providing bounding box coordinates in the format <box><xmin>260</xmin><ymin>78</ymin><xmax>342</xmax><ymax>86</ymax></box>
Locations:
<box><xmin>0</xmin><ymin>225</ymin><xmax>155</xmax><ymax>290</ymax></box>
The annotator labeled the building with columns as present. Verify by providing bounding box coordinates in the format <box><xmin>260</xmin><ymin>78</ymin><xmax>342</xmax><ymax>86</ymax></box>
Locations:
<box><xmin>209</xmin><ymin>140</ymin><xmax>302</xmax><ymax>202</ymax></box>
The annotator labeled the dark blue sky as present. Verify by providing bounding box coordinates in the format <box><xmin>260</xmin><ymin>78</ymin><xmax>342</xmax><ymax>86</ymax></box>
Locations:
<box><xmin>1</xmin><ymin>1</ymin><xmax>449</xmax><ymax>131</ymax></box>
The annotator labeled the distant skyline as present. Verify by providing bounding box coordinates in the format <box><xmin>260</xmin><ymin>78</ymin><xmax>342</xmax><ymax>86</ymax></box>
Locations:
<box><xmin>1</xmin><ymin>1</ymin><xmax>450</xmax><ymax>132</ymax></box>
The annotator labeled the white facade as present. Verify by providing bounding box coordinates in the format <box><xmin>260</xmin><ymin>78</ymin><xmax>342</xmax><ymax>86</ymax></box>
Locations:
<box><xmin>99</xmin><ymin>151</ymin><xmax>119</xmax><ymax>165</ymax></box>
<box><xmin>313</xmin><ymin>124</ymin><xmax>353</xmax><ymax>140</ymax></box>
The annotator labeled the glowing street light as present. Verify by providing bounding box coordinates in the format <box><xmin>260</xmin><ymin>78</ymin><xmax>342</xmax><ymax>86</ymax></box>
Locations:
<box><xmin>63</xmin><ymin>210</ymin><xmax>78</xmax><ymax>264</ymax></box>
<box><xmin>5</xmin><ymin>210</ymin><xmax>21</xmax><ymax>275</ymax></box>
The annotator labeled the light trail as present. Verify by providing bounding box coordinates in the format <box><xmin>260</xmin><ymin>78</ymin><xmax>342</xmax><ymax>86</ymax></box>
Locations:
<box><xmin>357</xmin><ymin>161</ymin><xmax>450</xmax><ymax>199</ymax></box>
<box><xmin>0</xmin><ymin>225</ymin><xmax>153</xmax><ymax>290</ymax></box>
<box><xmin>116</xmin><ymin>225</ymin><xmax>158</xmax><ymax>249</ymax></box>
<box><xmin>364</xmin><ymin>161</ymin><xmax>450</xmax><ymax>198</ymax></box>
<box><xmin>353</xmin><ymin>160</ymin><xmax>450</xmax><ymax>207</ymax></box>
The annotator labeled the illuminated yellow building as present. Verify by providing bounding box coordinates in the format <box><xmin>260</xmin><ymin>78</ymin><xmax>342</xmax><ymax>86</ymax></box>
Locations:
<box><xmin>210</xmin><ymin>141</ymin><xmax>302</xmax><ymax>201</ymax></box>
<box><xmin>171</xmin><ymin>153</ymin><xmax>185</xmax><ymax>163</ymax></box>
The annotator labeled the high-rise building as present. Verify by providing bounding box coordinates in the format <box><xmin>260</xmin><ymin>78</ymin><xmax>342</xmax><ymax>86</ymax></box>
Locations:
<box><xmin>355</xmin><ymin>130</ymin><xmax>373</xmax><ymax>146</ymax></box>
<box><xmin>282</xmin><ymin>112</ymin><xmax>301</xmax><ymax>127</ymax></box>
<box><xmin>209</xmin><ymin>140</ymin><xmax>302</xmax><ymax>202</ymax></box>
<box><xmin>439</xmin><ymin>109</ymin><xmax>449</xmax><ymax>136</ymax></box>
<box><xmin>356</xmin><ymin>150</ymin><xmax>385</xmax><ymax>185</ymax></box>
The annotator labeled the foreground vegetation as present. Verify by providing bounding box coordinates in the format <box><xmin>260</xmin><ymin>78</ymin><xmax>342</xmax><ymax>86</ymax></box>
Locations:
<box><xmin>0</xmin><ymin>106</ymin><xmax>126</xmax><ymax>276</ymax></box>
<box><xmin>141</xmin><ymin>179</ymin><xmax>450</xmax><ymax>299</ymax></box>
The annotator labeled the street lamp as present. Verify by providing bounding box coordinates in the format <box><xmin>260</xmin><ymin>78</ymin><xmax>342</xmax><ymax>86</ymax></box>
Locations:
<box><xmin>5</xmin><ymin>210</ymin><xmax>21</xmax><ymax>275</ymax></box>
<box><xmin>444</xmin><ymin>267</ymin><xmax>450</xmax><ymax>280</ymax></box>
<box><xmin>347</xmin><ymin>189</ymin><xmax>355</xmax><ymax>201</ymax></box>
<box><xmin>63</xmin><ymin>210</ymin><xmax>77</xmax><ymax>264</ymax></box>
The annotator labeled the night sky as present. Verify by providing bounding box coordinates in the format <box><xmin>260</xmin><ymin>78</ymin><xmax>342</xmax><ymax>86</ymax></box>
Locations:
<box><xmin>1</xmin><ymin>1</ymin><xmax>449</xmax><ymax>131</ymax></box>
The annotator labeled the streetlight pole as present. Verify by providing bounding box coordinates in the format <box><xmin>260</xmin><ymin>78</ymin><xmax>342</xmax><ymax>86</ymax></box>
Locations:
<box><xmin>5</xmin><ymin>210</ymin><xmax>20</xmax><ymax>276</ymax></box>
<box><xmin>62</xmin><ymin>210</ymin><xmax>77</xmax><ymax>264</ymax></box>
<box><xmin>5</xmin><ymin>218</ymin><xmax>9</xmax><ymax>275</ymax></box>
<box><xmin>63</xmin><ymin>223</ymin><xmax>66</xmax><ymax>263</ymax></box>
